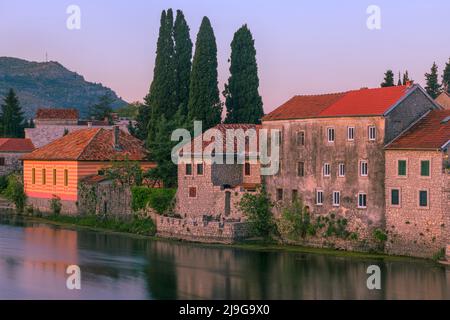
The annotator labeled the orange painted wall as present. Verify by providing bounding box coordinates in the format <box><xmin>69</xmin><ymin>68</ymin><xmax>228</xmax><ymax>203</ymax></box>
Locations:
<box><xmin>23</xmin><ymin>160</ymin><xmax>156</xmax><ymax>201</ymax></box>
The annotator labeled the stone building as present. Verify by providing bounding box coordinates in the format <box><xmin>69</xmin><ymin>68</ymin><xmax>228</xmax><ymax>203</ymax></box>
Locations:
<box><xmin>25</xmin><ymin>108</ymin><xmax>130</xmax><ymax>148</ymax></box>
<box><xmin>385</xmin><ymin>109</ymin><xmax>450</xmax><ymax>258</ymax></box>
<box><xmin>0</xmin><ymin>138</ymin><xmax>35</xmax><ymax>175</ymax></box>
<box><xmin>22</xmin><ymin>127</ymin><xmax>155</xmax><ymax>214</ymax></box>
<box><xmin>261</xmin><ymin>84</ymin><xmax>441</xmax><ymax>245</ymax></box>
<box><xmin>175</xmin><ymin>124</ymin><xmax>261</xmax><ymax>220</ymax></box>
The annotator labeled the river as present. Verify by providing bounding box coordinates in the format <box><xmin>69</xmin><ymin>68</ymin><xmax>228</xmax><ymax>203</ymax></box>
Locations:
<box><xmin>0</xmin><ymin>214</ymin><xmax>449</xmax><ymax>299</ymax></box>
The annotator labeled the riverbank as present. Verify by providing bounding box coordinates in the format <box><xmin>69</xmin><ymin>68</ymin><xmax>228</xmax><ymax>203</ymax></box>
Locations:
<box><xmin>10</xmin><ymin>212</ymin><xmax>430</xmax><ymax>263</ymax></box>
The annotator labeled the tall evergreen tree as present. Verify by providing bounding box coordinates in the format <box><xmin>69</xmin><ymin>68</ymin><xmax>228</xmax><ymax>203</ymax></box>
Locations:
<box><xmin>425</xmin><ymin>62</ymin><xmax>442</xmax><ymax>99</ymax></box>
<box><xmin>397</xmin><ymin>71</ymin><xmax>402</xmax><ymax>86</ymax></box>
<box><xmin>442</xmin><ymin>57</ymin><xmax>450</xmax><ymax>93</ymax></box>
<box><xmin>380</xmin><ymin>70</ymin><xmax>395</xmax><ymax>87</ymax></box>
<box><xmin>136</xmin><ymin>9</ymin><xmax>177</xmax><ymax>141</ymax></box>
<box><xmin>1</xmin><ymin>89</ymin><xmax>25</xmax><ymax>138</ymax></box>
<box><xmin>224</xmin><ymin>25</ymin><xmax>264</xmax><ymax>124</ymax></box>
<box><xmin>188</xmin><ymin>16</ymin><xmax>222</xmax><ymax>131</ymax></box>
<box><xmin>402</xmin><ymin>70</ymin><xmax>410</xmax><ymax>85</ymax></box>
<box><xmin>173</xmin><ymin>10</ymin><xmax>193</xmax><ymax>120</ymax></box>
<box><xmin>88</xmin><ymin>93</ymin><xmax>115</xmax><ymax>123</ymax></box>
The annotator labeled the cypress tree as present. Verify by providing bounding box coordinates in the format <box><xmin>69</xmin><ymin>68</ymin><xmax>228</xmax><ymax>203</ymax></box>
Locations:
<box><xmin>397</xmin><ymin>71</ymin><xmax>402</xmax><ymax>86</ymax></box>
<box><xmin>402</xmin><ymin>70</ymin><xmax>410</xmax><ymax>85</ymax></box>
<box><xmin>380</xmin><ymin>70</ymin><xmax>395</xmax><ymax>87</ymax></box>
<box><xmin>188</xmin><ymin>16</ymin><xmax>222</xmax><ymax>131</ymax></box>
<box><xmin>425</xmin><ymin>62</ymin><xmax>441</xmax><ymax>99</ymax></box>
<box><xmin>224</xmin><ymin>25</ymin><xmax>264</xmax><ymax>124</ymax></box>
<box><xmin>1</xmin><ymin>89</ymin><xmax>25</xmax><ymax>138</ymax></box>
<box><xmin>173</xmin><ymin>10</ymin><xmax>193</xmax><ymax>120</ymax></box>
<box><xmin>442</xmin><ymin>57</ymin><xmax>450</xmax><ymax>93</ymax></box>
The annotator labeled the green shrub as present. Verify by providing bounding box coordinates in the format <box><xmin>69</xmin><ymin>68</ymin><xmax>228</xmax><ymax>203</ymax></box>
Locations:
<box><xmin>0</xmin><ymin>175</ymin><xmax>8</xmax><ymax>192</ymax></box>
<box><xmin>50</xmin><ymin>196</ymin><xmax>62</xmax><ymax>215</ymax></box>
<box><xmin>131</xmin><ymin>187</ymin><xmax>176</xmax><ymax>214</ymax></box>
<box><xmin>432</xmin><ymin>248</ymin><xmax>445</xmax><ymax>261</ymax></box>
<box><xmin>279</xmin><ymin>199</ymin><xmax>316</xmax><ymax>239</ymax></box>
<box><xmin>373</xmin><ymin>228</ymin><xmax>388</xmax><ymax>243</ymax></box>
<box><xmin>4</xmin><ymin>174</ymin><xmax>26</xmax><ymax>213</ymax></box>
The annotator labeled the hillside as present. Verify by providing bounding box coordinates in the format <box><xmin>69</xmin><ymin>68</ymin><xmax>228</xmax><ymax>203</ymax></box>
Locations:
<box><xmin>0</xmin><ymin>57</ymin><xmax>127</xmax><ymax>118</ymax></box>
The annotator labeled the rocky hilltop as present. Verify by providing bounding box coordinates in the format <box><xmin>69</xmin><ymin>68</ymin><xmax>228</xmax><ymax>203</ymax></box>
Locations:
<box><xmin>0</xmin><ymin>57</ymin><xmax>127</xmax><ymax>118</ymax></box>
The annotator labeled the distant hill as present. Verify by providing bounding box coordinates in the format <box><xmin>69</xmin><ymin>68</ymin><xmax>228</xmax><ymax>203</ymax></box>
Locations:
<box><xmin>0</xmin><ymin>57</ymin><xmax>127</xmax><ymax>118</ymax></box>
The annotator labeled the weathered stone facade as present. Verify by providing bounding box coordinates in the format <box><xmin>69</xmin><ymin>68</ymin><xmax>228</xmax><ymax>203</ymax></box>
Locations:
<box><xmin>385</xmin><ymin>150</ymin><xmax>450</xmax><ymax>258</ymax></box>
<box><xmin>0</xmin><ymin>152</ymin><xmax>24</xmax><ymax>175</ymax></box>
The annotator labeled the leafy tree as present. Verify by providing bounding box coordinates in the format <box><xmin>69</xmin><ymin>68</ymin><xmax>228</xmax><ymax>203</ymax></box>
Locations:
<box><xmin>105</xmin><ymin>156</ymin><xmax>144</xmax><ymax>186</ymax></box>
<box><xmin>380</xmin><ymin>70</ymin><xmax>395</xmax><ymax>87</ymax></box>
<box><xmin>402</xmin><ymin>70</ymin><xmax>410</xmax><ymax>85</ymax></box>
<box><xmin>188</xmin><ymin>16</ymin><xmax>222</xmax><ymax>131</ymax></box>
<box><xmin>224</xmin><ymin>25</ymin><xmax>264</xmax><ymax>124</ymax></box>
<box><xmin>239</xmin><ymin>185</ymin><xmax>276</xmax><ymax>240</ymax></box>
<box><xmin>4</xmin><ymin>174</ymin><xmax>26</xmax><ymax>213</ymax></box>
<box><xmin>425</xmin><ymin>62</ymin><xmax>442</xmax><ymax>99</ymax></box>
<box><xmin>116</xmin><ymin>102</ymin><xmax>142</xmax><ymax>119</ymax></box>
<box><xmin>89</xmin><ymin>93</ymin><xmax>115</xmax><ymax>123</ymax></box>
<box><xmin>442</xmin><ymin>57</ymin><xmax>450</xmax><ymax>93</ymax></box>
<box><xmin>174</xmin><ymin>10</ymin><xmax>193</xmax><ymax>120</ymax></box>
<box><xmin>279</xmin><ymin>199</ymin><xmax>316</xmax><ymax>239</ymax></box>
<box><xmin>1</xmin><ymin>89</ymin><xmax>25</xmax><ymax>138</ymax></box>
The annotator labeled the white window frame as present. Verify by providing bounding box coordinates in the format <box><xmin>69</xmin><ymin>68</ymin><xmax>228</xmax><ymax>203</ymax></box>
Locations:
<box><xmin>323</xmin><ymin>163</ymin><xmax>331</xmax><ymax>177</ymax></box>
<box><xmin>347</xmin><ymin>126</ymin><xmax>355</xmax><ymax>141</ymax></box>
<box><xmin>358</xmin><ymin>192</ymin><xmax>367</xmax><ymax>209</ymax></box>
<box><xmin>360</xmin><ymin>160</ymin><xmax>368</xmax><ymax>177</ymax></box>
<box><xmin>327</xmin><ymin>127</ymin><xmax>335</xmax><ymax>143</ymax></box>
<box><xmin>316</xmin><ymin>190</ymin><xmax>324</xmax><ymax>206</ymax></box>
<box><xmin>333</xmin><ymin>191</ymin><xmax>340</xmax><ymax>207</ymax></box>
<box><xmin>368</xmin><ymin>126</ymin><xmax>376</xmax><ymax>141</ymax></box>
<box><xmin>338</xmin><ymin>163</ymin><xmax>345</xmax><ymax>177</ymax></box>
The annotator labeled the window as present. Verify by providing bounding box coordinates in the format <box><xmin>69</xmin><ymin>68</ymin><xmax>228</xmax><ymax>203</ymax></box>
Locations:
<box><xmin>398</xmin><ymin>160</ymin><xmax>407</xmax><ymax>176</ymax></box>
<box><xmin>338</xmin><ymin>163</ymin><xmax>345</xmax><ymax>177</ymax></box>
<box><xmin>347</xmin><ymin>127</ymin><xmax>355</xmax><ymax>141</ymax></box>
<box><xmin>197</xmin><ymin>163</ymin><xmax>204</xmax><ymax>175</ymax></box>
<box><xmin>360</xmin><ymin>160</ymin><xmax>368</xmax><ymax>176</ymax></box>
<box><xmin>32</xmin><ymin>168</ymin><xmax>36</xmax><ymax>184</ymax></box>
<box><xmin>323</xmin><ymin>163</ymin><xmax>331</xmax><ymax>177</ymax></box>
<box><xmin>333</xmin><ymin>191</ymin><xmax>340</xmax><ymax>207</ymax></box>
<box><xmin>188</xmin><ymin>187</ymin><xmax>197</xmax><ymax>198</ymax></box>
<box><xmin>358</xmin><ymin>193</ymin><xmax>367</xmax><ymax>208</ymax></box>
<box><xmin>276</xmin><ymin>188</ymin><xmax>283</xmax><ymax>201</ymax></box>
<box><xmin>185</xmin><ymin>163</ymin><xmax>192</xmax><ymax>175</ymax></box>
<box><xmin>292</xmin><ymin>189</ymin><xmax>298</xmax><ymax>202</ymax></box>
<box><xmin>53</xmin><ymin>169</ymin><xmax>57</xmax><ymax>185</ymax></box>
<box><xmin>420</xmin><ymin>160</ymin><xmax>430</xmax><ymax>177</ymax></box>
<box><xmin>297</xmin><ymin>131</ymin><xmax>305</xmax><ymax>146</ymax></box>
<box><xmin>327</xmin><ymin>128</ymin><xmax>335</xmax><ymax>143</ymax></box>
<box><xmin>244</xmin><ymin>162</ymin><xmax>251</xmax><ymax>176</ymax></box>
<box><xmin>64</xmin><ymin>169</ymin><xmax>68</xmax><ymax>186</ymax></box>
<box><xmin>297</xmin><ymin>162</ymin><xmax>305</xmax><ymax>177</ymax></box>
<box><xmin>391</xmin><ymin>189</ymin><xmax>400</xmax><ymax>206</ymax></box>
<box><xmin>368</xmin><ymin>126</ymin><xmax>376</xmax><ymax>141</ymax></box>
<box><xmin>42</xmin><ymin>169</ymin><xmax>46</xmax><ymax>185</ymax></box>
<box><xmin>316</xmin><ymin>190</ymin><xmax>324</xmax><ymax>205</ymax></box>
<box><xmin>0</xmin><ymin>157</ymin><xmax>5</xmax><ymax>166</ymax></box>
<box><xmin>419</xmin><ymin>190</ymin><xmax>428</xmax><ymax>208</ymax></box>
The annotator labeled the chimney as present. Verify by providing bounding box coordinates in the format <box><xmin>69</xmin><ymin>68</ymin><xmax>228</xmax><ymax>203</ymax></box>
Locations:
<box><xmin>406</xmin><ymin>80</ymin><xmax>414</xmax><ymax>87</ymax></box>
<box><xmin>87</xmin><ymin>121</ymin><xmax>92</xmax><ymax>128</ymax></box>
<box><xmin>113</xmin><ymin>125</ymin><xmax>121</xmax><ymax>150</ymax></box>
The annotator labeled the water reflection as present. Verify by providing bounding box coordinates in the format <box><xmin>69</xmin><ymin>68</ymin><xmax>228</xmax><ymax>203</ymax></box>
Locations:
<box><xmin>0</xmin><ymin>215</ymin><xmax>449</xmax><ymax>300</ymax></box>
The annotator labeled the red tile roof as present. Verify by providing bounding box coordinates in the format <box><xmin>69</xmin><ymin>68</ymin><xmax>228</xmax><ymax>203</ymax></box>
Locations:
<box><xmin>36</xmin><ymin>108</ymin><xmax>79</xmax><ymax>120</ymax></box>
<box><xmin>22</xmin><ymin>128</ymin><xmax>148</xmax><ymax>161</ymax></box>
<box><xmin>0</xmin><ymin>138</ymin><xmax>35</xmax><ymax>153</ymax></box>
<box><xmin>263</xmin><ymin>85</ymin><xmax>412</xmax><ymax>121</ymax></box>
<box><xmin>386</xmin><ymin>110</ymin><xmax>450</xmax><ymax>150</ymax></box>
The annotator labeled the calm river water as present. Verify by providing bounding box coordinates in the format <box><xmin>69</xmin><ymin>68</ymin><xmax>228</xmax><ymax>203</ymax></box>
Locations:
<box><xmin>0</xmin><ymin>214</ymin><xmax>449</xmax><ymax>299</ymax></box>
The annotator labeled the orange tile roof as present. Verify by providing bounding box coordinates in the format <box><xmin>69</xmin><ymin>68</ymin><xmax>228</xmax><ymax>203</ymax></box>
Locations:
<box><xmin>0</xmin><ymin>138</ymin><xmax>35</xmax><ymax>153</ymax></box>
<box><xmin>386</xmin><ymin>110</ymin><xmax>450</xmax><ymax>150</ymax></box>
<box><xmin>36</xmin><ymin>108</ymin><xmax>79</xmax><ymax>120</ymax></box>
<box><xmin>22</xmin><ymin>128</ymin><xmax>148</xmax><ymax>161</ymax></box>
<box><xmin>263</xmin><ymin>85</ymin><xmax>413</xmax><ymax>121</ymax></box>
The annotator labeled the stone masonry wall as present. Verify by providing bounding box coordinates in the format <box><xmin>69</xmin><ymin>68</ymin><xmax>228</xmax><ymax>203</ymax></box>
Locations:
<box><xmin>0</xmin><ymin>152</ymin><xmax>24</xmax><ymax>175</ymax></box>
<box><xmin>385</xmin><ymin>150</ymin><xmax>449</xmax><ymax>258</ymax></box>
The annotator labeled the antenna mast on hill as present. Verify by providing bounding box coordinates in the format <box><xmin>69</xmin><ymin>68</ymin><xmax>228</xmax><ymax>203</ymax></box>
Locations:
<box><xmin>45</xmin><ymin>52</ymin><xmax>48</xmax><ymax>62</ymax></box>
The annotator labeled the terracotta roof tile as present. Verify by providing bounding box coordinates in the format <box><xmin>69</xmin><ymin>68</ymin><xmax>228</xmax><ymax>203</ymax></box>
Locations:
<box><xmin>0</xmin><ymin>138</ymin><xmax>35</xmax><ymax>153</ymax></box>
<box><xmin>22</xmin><ymin>128</ymin><xmax>148</xmax><ymax>161</ymax></box>
<box><xmin>36</xmin><ymin>108</ymin><xmax>79</xmax><ymax>120</ymax></box>
<box><xmin>263</xmin><ymin>85</ymin><xmax>412</xmax><ymax>121</ymax></box>
<box><xmin>386</xmin><ymin>110</ymin><xmax>450</xmax><ymax>150</ymax></box>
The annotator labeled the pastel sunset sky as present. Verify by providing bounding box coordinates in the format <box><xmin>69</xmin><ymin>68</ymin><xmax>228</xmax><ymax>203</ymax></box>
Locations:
<box><xmin>1</xmin><ymin>0</ymin><xmax>449</xmax><ymax>113</ymax></box>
